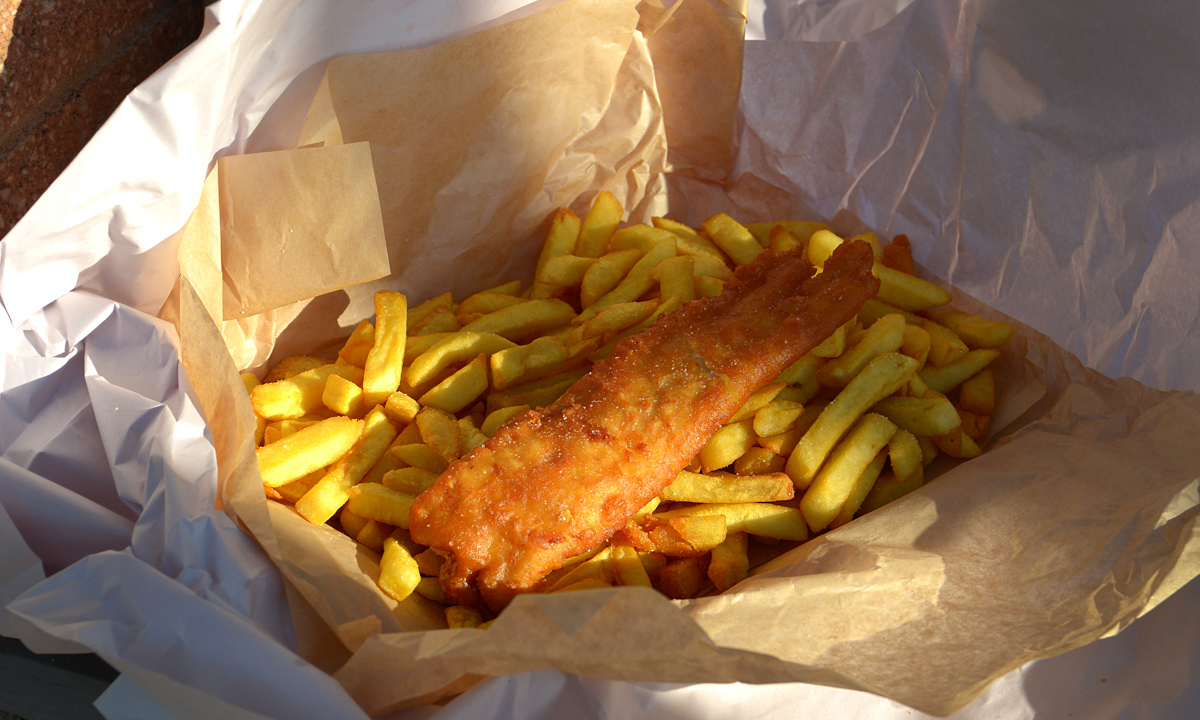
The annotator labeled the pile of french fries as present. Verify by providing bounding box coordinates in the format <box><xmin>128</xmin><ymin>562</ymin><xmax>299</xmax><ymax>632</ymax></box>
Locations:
<box><xmin>246</xmin><ymin>191</ymin><xmax>1012</xmax><ymax>626</ymax></box>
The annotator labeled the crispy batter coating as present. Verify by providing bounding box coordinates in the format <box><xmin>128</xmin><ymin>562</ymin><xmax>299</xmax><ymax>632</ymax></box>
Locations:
<box><xmin>409</xmin><ymin>241</ymin><xmax>880</xmax><ymax>611</ymax></box>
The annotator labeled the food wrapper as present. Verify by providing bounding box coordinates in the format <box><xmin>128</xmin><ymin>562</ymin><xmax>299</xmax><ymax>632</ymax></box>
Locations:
<box><xmin>2</xmin><ymin>0</ymin><xmax>1199</xmax><ymax>718</ymax></box>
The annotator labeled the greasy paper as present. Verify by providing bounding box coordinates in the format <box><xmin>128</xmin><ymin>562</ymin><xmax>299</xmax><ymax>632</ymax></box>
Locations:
<box><xmin>2</xmin><ymin>0</ymin><xmax>1199</xmax><ymax>718</ymax></box>
<box><xmin>217</xmin><ymin>142</ymin><xmax>389</xmax><ymax>319</ymax></box>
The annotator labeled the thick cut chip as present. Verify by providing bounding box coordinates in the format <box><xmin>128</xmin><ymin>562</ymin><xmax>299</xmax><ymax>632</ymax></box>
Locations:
<box><xmin>345</xmin><ymin>483</ymin><xmax>416</xmax><ymax>528</ymax></box>
<box><xmin>531</xmin><ymin>209</ymin><xmax>581</xmax><ymax>300</ymax></box>
<box><xmin>734</xmin><ymin>447</ymin><xmax>787</xmax><ymax>475</ymax></box>
<box><xmin>746</xmin><ymin>221</ymin><xmax>828</xmax><ymax>247</ymax></box>
<box><xmin>390</xmin><ymin>443</ymin><xmax>450</xmax><ymax>474</ymax></box>
<box><xmin>702</xmin><ymin>213</ymin><xmax>761</xmax><ymax>266</ymax></box>
<box><xmin>919</xmin><ymin>349</ymin><xmax>1000</xmax><ymax>394</ymax></box>
<box><xmin>576</xmin><ymin>191</ymin><xmax>623</xmax><ymax>258</ymax></box>
<box><xmin>415</xmin><ymin>407</ymin><xmax>462</xmax><ymax>462</ymax></box>
<box><xmin>489</xmin><ymin>337</ymin><xmax>571</xmax><ymax>391</ymax></box>
<box><xmin>925</xmin><ymin>308</ymin><xmax>1014</xmax><ymax>349</ymax></box>
<box><xmin>406</xmin><ymin>332</ymin><xmax>515</xmax><ymax>387</ymax></box>
<box><xmin>575</xmin><ymin>239</ymin><xmax>675</xmax><ymax>322</ymax></box>
<box><xmin>817</xmin><ymin>313</ymin><xmax>906</xmax><ymax>388</ymax></box>
<box><xmin>379</xmin><ymin>534</ymin><xmax>421</xmax><ymax>602</ymax></box>
<box><xmin>252</xmin><ymin>364</ymin><xmax>364</xmax><ymax>420</ymax></box>
<box><xmin>418</xmin><ymin>355</ymin><xmax>489</xmax><ymax>414</ymax></box>
<box><xmin>858</xmin><ymin>466</ymin><xmax>924</xmax><ymax>515</ymax></box>
<box><xmin>622</xmin><ymin>515</ymin><xmax>727</xmax><ymax>557</ymax></box>
<box><xmin>657</xmin><ymin>556</ymin><xmax>709</xmax><ymax>599</ymax></box>
<box><xmin>871</xmin><ymin>395</ymin><xmax>961</xmax><ymax>437</ymax></box>
<box><xmin>800</xmin><ymin>413</ymin><xmax>897</xmax><ymax>532</ymax></box>
<box><xmin>651</xmin><ymin>217</ymin><xmax>727</xmax><ymax>263</ymax></box>
<box><xmin>461</xmin><ymin>299</ymin><xmax>576</xmax><ymax>342</ymax></box>
<box><xmin>257</xmin><ymin>416</ymin><xmax>364</xmax><ymax>487</ymax></box>
<box><xmin>363</xmin><ymin>291</ymin><xmax>408</xmax><ymax>407</ymax></box>
<box><xmin>607</xmin><ymin>539</ymin><xmax>653</xmax><ymax>587</ymax></box>
<box><xmin>660</xmin><ymin>470</ymin><xmax>793</xmax><ymax>503</ymax></box>
<box><xmin>322</xmin><ymin>374</ymin><xmax>365</xmax><ymax>417</ymax></box>
<box><xmin>829</xmin><ymin>449</ymin><xmax>889</xmax><ymax>530</ymax></box>
<box><xmin>708</xmin><ymin>531</ymin><xmax>749</xmax><ymax>591</ymax></box>
<box><xmin>786</xmin><ymin>352</ymin><xmax>918</xmax><ymax>489</ymax></box>
<box><xmin>383</xmin><ymin>466</ymin><xmax>439</xmax><ymax>495</ymax></box>
<box><xmin>294</xmin><ymin>407</ymin><xmax>398</xmax><ymax>525</ymax></box>
<box><xmin>753</xmin><ymin>399</ymin><xmax>804</xmax><ymax>438</ymax></box>
<box><xmin>728</xmin><ymin>382</ymin><xmax>787</xmax><ymax>423</ymax></box>
<box><xmin>923</xmin><ymin>319</ymin><xmax>969</xmax><ymax>366</ymax></box>
<box><xmin>698</xmin><ymin>419</ymin><xmax>756</xmax><ymax>472</ymax></box>
<box><xmin>657</xmin><ymin>503</ymin><xmax>808</xmax><ymax>541</ymax></box>
<box><xmin>580</xmin><ymin>248</ymin><xmax>642</xmax><ymax>309</ymax></box>
<box><xmin>538</xmin><ymin>256</ymin><xmax>596</xmax><ymax>290</ymax></box>
<box><xmin>958</xmin><ymin>369</ymin><xmax>996</xmax><ymax>416</ymax></box>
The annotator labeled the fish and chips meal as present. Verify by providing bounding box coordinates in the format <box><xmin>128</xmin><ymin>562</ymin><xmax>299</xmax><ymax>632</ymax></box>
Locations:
<box><xmin>246</xmin><ymin>193</ymin><xmax>1013</xmax><ymax>625</ymax></box>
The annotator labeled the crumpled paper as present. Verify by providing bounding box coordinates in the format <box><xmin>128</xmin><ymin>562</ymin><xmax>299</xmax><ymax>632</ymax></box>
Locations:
<box><xmin>1</xmin><ymin>0</ymin><xmax>1198</xmax><ymax>718</ymax></box>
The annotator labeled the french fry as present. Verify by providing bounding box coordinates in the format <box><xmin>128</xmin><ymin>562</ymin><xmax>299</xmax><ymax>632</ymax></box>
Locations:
<box><xmin>414</xmin><ymin>407</ymin><xmax>462</xmax><ymax>462</ymax></box>
<box><xmin>531</xmin><ymin>208</ymin><xmax>581</xmax><ymax>299</ymax></box>
<box><xmin>657</xmin><ymin>503</ymin><xmax>808</xmax><ymax>541</ymax></box>
<box><xmin>651</xmin><ymin>216</ymin><xmax>728</xmax><ymax>263</ymax></box>
<box><xmin>405</xmin><ymin>331</ymin><xmax>515</xmax><ymax>387</ymax></box>
<box><xmin>274</xmin><ymin>468</ymin><xmax>322</xmax><ymax>505</ymax></box>
<box><xmin>252</xmin><ymin>364</ymin><xmax>364</xmax><ymax>420</ymax></box>
<box><xmin>538</xmin><ymin>255</ymin><xmax>596</xmax><ymax>290</ymax></box>
<box><xmin>322</xmin><ymin>374</ymin><xmax>365</xmax><ymax>417</ymax></box>
<box><xmin>410</xmin><ymin>306</ymin><xmax>460</xmax><ymax>335</ymax></box>
<box><xmin>407</xmin><ymin>292</ymin><xmax>453</xmax><ymax>329</ymax></box>
<box><xmin>382</xmin><ymin>466</ymin><xmax>439</xmax><ymax>495</ymax></box>
<box><xmin>694</xmin><ymin>275</ymin><xmax>725</xmax><ymax>298</ymax></box>
<box><xmin>702</xmin><ymin>213</ymin><xmax>761</xmax><ymax>266</ymax></box>
<box><xmin>958</xmin><ymin>368</ymin><xmax>995</xmax><ymax>416</ymax></box>
<box><xmin>817</xmin><ymin>313</ymin><xmax>906</xmax><ymax>388</ymax></box>
<box><xmin>390</xmin><ymin>443</ymin><xmax>450</xmax><ymax>474</ymax></box>
<box><xmin>829</xmin><ymin>449</ymin><xmax>889</xmax><ymax>530</ymax></box>
<box><xmin>489</xmin><ymin>336</ymin><xmax>570</xmax><ymax>391</ymax></box>
<box><xmin>746</xmin><ymin>220</ymin><xmax>828</xmax><ymax>247</ymax></box>
<box><xmin>768</xmin><ymin>226</ymin><xmax>801</xmax><ymax>254</ymax></box>
<box><xmin>958</xmin><ymin>409</ymin><xmax>990</xmax><ymax>440</ymax></box>
<box><xmin>858</xmin><ymin>467</ymin><xmax>925</xmax><ymax>515</ymax></box>
<box><xmin>733</xmin><ymin>447</ymin><xmax>787</xmax><ymax>476</ymax></box>
<box><xmin>923</xmin><ymin>319</ymin><xmax>969</xmax><ymax>366</ymax></box>
<box><xmin>752</xmin><ymin>399</ymin><xmax>804</xmax><ymax>438</ymax></box>
<box><xmin>455</xmin><ymin>292</ymin><xmax>526</xmax><ymax>325</ymax></box>
<box><xmin>576</xmin><ymin>238</ymin><xmax>676</xmax><ymax>322</ymax></box>
<box><xmin>698</xmin><ymin>419</ymin><xmax>756</xmax><ymax>472</ymax></box>
<box><xmin>810</xmin><ymin>231</ymin><xmax>951</xmax><ymax>311</ymax></box>
<box><xmin>918</xmin><ymin>349</ymin><xmax>1000</xmax><ymax>394</ymax></box>
<box><xmin>656</xmin><ymin>555</ymin><xmax>709</xmax><ymax>599</ymax></box>
<box><xmin>485</xmin><ymin>368</ymin><xmax>588</xmax><ymax>413</ymax></box>
<box><xmin>607</xmin><ymin>537</ymin><xmax>653</xmax><ymax>587</ymax></box>
<box><xmin>933</xmin><ymin>426</ymin><xmax>982</xmax><ymax>459</ymax></box>
<box><xmin>363</xmin><ymin>291</ymin><xmax>408</xmax><ymax>407</ymax></box>
<box><xmin>415</xmin><ymin>576</ymin><xmax>445</xmax><ymax>603</ymax></box>
<box><xmin>888</xmin><ymin>428</ymin><xmax>924</xmax><ymax>483</ymax></box>
<box><xmin>899</xmin><ymin>323</ymin><xmax>931</xmax><ymax>368</ymax></box>
<box><xmin>786</xmin><ymin>352</ymin><xmax>918</xmax><ymax>489</ymax></box>
<box><xmin>294</xmin><ymin>407</ymin><xmax>398</xmax><ymax>525</ymax></box>
<box><xmin>728</xmin><ymin>382</ymin><xmax>787</xmax><ymax>423</ymax></box>
<box><xmin>404</xmin><ymin>332</ymin><xmax>454</xmax><ymax>364</ymax></box>
<box><xmin>345</xmin><ymin>482</ymin><xmax>416</xmax><ymax>529</ymax></box>
<box><xmin>383</xmin><ymin>391</ymin><xmax>420</xmax><ymax>425</ymax></box>
<box><xmin>809</xmin><ymin>318</ymin><xmax>853</xmax><ymax>358</ymax></box>
<box><xmin>481</xmin><ymin>404</ymin><xmax>530</xmax><ymax>436</ymax></box>
<box><xmin>263</xmin><ymin>355</ymin><xmax>328</xmax><ymax>383</ymax></box>
<box><xmin>870</xmin><ymin>394</ymin><xmax>961</xmax><ymax>437</ymax></box>
<box><xmin>576</xmin><ymin>300</ymin><xmax>659</xmax><ymax>343</ymax></box>
<box><xmin>858</xmin><ymin>298</ymin><xmax>923</xmax><ymax>327</ymax></box>
<box><xmin>707</xmin><ymin>531</ymin><xmax>749</xmax><ymax>592</ymax></box>
<box><xmin>925</xmin><ymin>308</ymin><xmax>1014</xmax><ymax>349</ymax></box>
<box><xmin>339</xmin><ymin>507</ymin><xmax>369</xmax><ymax>539</ymax></box>
<box><xmin>445</xmin><ymin>605</ymin><xmax>484</xmax><ymax>629</ymax></box>
<box><xmin>378</xmin><ymin>533</ymin><xmax>421</xmax><ymax>602</ymax></box>
<box><xmin>660</xmin><ymin>470</ymin><xmax>793</xmax><ymax>503</ymax></box>
<box><xmin>576</xmin><ymin>191</ymin><xmax>623</xmax><ymax>258</ymax></box>
<box><xmin>544</xmin><ymin>547</ymin><xmax>613</xmax><ymax>592</ymax></box>
<box><xmin>800</xmin><ymin>413</ymin><xmax>897</xmax><ymax>532</ymax></box>
<box><xmin>418</xmin><ymin>354</ymin><xmax>489</xmax><ymax>414</ymax></box>
<box><xmin>356</xmin><ymin>520</ymin><xmax>391</xmax><ymax>553</ymax></box>
<box><xmin>461</xmin><ymin>299</ymin><xmax>576</xmax><ymax>342</ymax></box>
<box><xmin>580</xmin><ymin>248</ymin><xmax>642</xmax><ymax>308</ymax></box>
<box><xmin>337</xmin><ymin>320</ymin><xmax>376</xmax><ymax>367</ymax></box>
<box><xmin>653</xmin><ymin>256</ymin><xmax>695</xmax><ymax>304</ymax></box>
<box><xmin>257</xmin><ymin>415</ymin><xmax>364</xmax><ymax>488</ymax></box>
<box><xmin>608</xmin><ymin>224</ymin><xmax>676</xmax><ymax>254</ymax></box>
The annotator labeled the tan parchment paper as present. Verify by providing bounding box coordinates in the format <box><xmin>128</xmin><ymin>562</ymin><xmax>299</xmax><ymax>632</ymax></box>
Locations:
<box><xmin>162</xmin><ymin>0</ymin><xmax>1200</xmax><ymax>715</ymax></box>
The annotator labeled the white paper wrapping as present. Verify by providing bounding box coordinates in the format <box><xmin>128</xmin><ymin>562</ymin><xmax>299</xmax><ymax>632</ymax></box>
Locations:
<box><xmin>2</xmin><ymin>0</ymin><xmax>1198</xmax><ymax>718</ymax></box>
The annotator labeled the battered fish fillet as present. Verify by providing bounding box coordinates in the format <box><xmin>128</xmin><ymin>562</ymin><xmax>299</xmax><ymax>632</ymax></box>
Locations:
<box><xmin>409</xmin><ymin>240</ymin><xmax>880</xmax><ymax>612</ymax></box>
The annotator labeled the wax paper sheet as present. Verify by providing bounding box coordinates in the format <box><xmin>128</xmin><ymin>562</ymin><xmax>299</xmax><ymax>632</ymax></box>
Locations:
<box><xmin>1</xmin><ymin>0</ymin><xmax>1199</xmax><ymax>718</ymax></box>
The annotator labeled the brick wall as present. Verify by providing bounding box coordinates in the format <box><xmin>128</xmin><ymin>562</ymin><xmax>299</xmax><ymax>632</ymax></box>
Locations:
<box><xmin>0</xmin><ymin>0</ymin><xmax>207</xmax><ymax>237</ymax></box>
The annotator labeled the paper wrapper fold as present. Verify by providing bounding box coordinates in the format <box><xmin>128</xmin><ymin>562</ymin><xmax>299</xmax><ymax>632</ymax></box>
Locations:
<box><xmin>2</xmin><ymin>0</ymin><xmax>1199</xmax><ymax>718</ymax></box>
